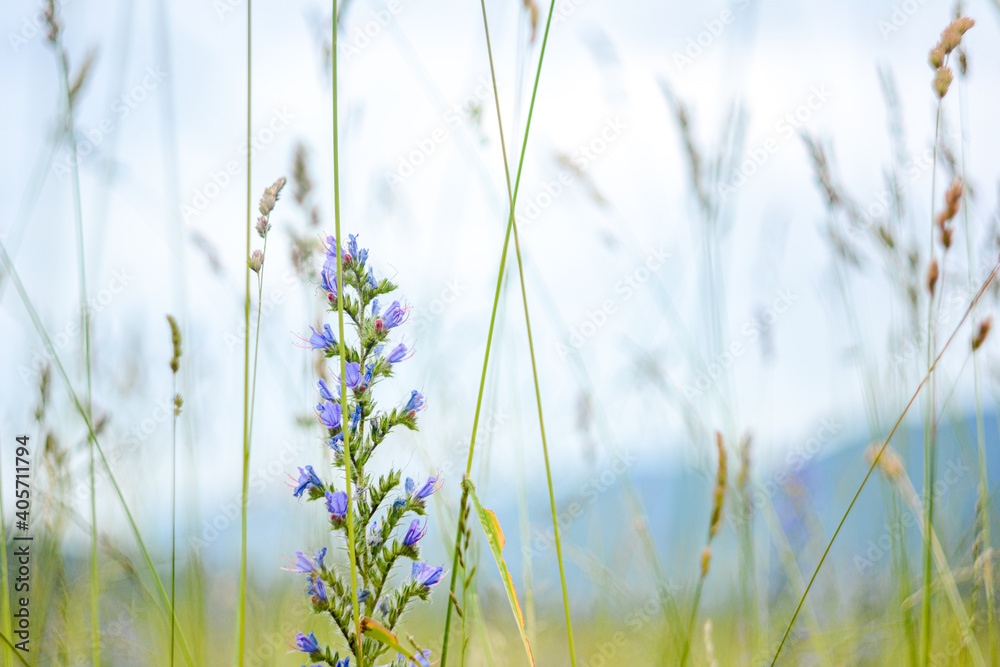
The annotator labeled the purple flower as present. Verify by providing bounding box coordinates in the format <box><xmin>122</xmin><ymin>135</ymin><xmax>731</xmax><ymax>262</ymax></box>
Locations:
<box><xmin>381</xmin><ymin>301</ymin><xmax>407</xmax><ymax>330</ymax></box>
<box><xmin>309</xmin><ymin>324</ymin><xmax>337</xmax><ymax>351</ymax></box>
<box><xmin>342</xmin><ymin>362</ymin><xmax>361</xmax><ymax>389</ymax></box>
<box><xmin>402</xmin><ymin>649</ymin><xmax>431</xmax><ymax>667</ymax></box>
<box><xmin>387</xmin><ymin>343</ymin><xmax>409</xmax><ymax>364</ymax></box>
<box><xmin>294</xmin><ymin>631</ymin><xmax>321</xmax><ymax>654</ymax></box>
<box><xmin>293</xmin><ymin>466</ymin><xmax>323</xmax><ymax>498</ymax></box>
<box><xmin>320</xmin><ymin>257</ymin><xmax>339</xmax><ymax>295</ymax></box>
<box><xmin>403</xmin><ymin>519</ymin><xmax>426</xmax><ymax>547</ymax></box>
<box><xmin>317</xmin><ymin>379</ymin><xmax>336</xmax><ymax>402</ymax></box>
<box><xmin>325</xmin><ymin>490</ymin><xmax>348</xmax><ymax>520</ymax></box>
<box><xmin>317</xmin><ymin>401</ymin><xmax>343</xmax><ymax>431</ymax></box>
<box><xmin>403</xmin><ymin>390</ymin><xmax>425</xmax><ymax>415</ymax></box>
<box><xmin>285</xmin><ymin>547</ymin><xmax>327</xmax><ymax>574</ymax></box>
<box><xmin>327</xmin><ymin>435</ymin><xmax>343</xmax><ymax>453</ymax></box>
<box><xmin>350</xmin><ymin>404</ymin><xmax>362</xmax><ymax>432</ymax></box>
<box><xmin>307</xmin><ymin>575</ymin><xmax>327</xmax><ymax>602</ymax></box>
<box><xmin>411</xmin><ymin>561</ymin><xmax>444</xmax><ymax>588</ymax></box>
<box><xmin>410</xmin><ymin>475</ymin><xmax>440</xmax><ymax>500</ymax></box>
<box><xmin>347</xmin><ymin>234</ymin><xmax>367</xmax><ymax>265</ymax></box>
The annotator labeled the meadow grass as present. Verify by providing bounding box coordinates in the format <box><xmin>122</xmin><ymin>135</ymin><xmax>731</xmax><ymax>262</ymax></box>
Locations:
<box><xmin>2</xmin><ymin>2</ymin><xmax>1000</xmax><ymax>667</ymax></box>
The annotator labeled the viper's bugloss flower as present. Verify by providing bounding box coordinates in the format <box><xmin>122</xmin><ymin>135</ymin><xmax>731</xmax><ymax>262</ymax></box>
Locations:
<box><xmin>380</xmin><ymin>301</ymin><xmax>407</xmax><ymax>330</ymax></box>
<box><xmin>371</xmin><ymin>298</ymin><xmax>380</xmax><ymax>318</ymax></box>
<box><xmin>294</xmin><ymin>631</ymin><xmax>321</xmax><ymax>654</ymax></box>
<box><xmin>411</xmin><ymin>561</ymin><xmax>443</xmax><ymax>588</ymax></box>
<box><xmin>318</xmin><ymin>379</ymin><xmax>337</xmax><ymax>402</ymax></box>
<box><xmin>326</xmin><ymin>436</ymin><xmax>343</xmax><ymax>453</ymax></box>
<box><xmin>294</xmin><ymin>466</ymin><xmax>323</xmax><ymax>498</ymax></box>
<box><xmin>347</xmin><ymin>234</ymin><xmax>368</xmax><ymax>266</ymax></box>
<box><xmin>350</xmin><ymin>404</ymin><xmax>362</xmax><ymax>432</ymax></box>
<box><xmin>325</xmin><ymin>490</ymin><xmax>348</xmax><ymax>520</ymax></box>
<box><xmin>321</xmin><ymin>258</ymin><xmax>339</xmax><ymax>295</ymax></box>
<box><xmin>403</xmin><ymin>390</ymin><xmax>425</xmax><ymax>415</ymax></box>
<box><xmin>342</xmin><ymin>362</ymin><xmax>361</xmax><ymax>389</ymax></box>
<box><xmin>285</xmin><ymin>547</ymin><xmax>327</xmax><ymax>575</ymax></box>
<box><xmin>403</xmin><ymin>519</ymin><xmax>426</xmax><ymax>546</ymax></box>
<box><xmin>401</xmin><ymin>649</ymin><xmax>432</xmax><ymax>667</ymax></box>
<box><xmin>409</xmin><ymin>475</ymin><xmax>441</xmax><ymax>501</ymax></box>
<box><xmin>317</xmin><ymin>401</ymin><xmax>343</xmax><ymax>431</ymax></box>
<box><xmin>366</xmin><ymin>266</ymin><xmax>377</xmax><ymax>290</ymax></box>
<box><xmin>309</xmin><ymin>325</ymin><xmax>337</xmax><ymax>352</ymax></box>
<box><xmin>387</xmin><ymin>343</ymin><xmax>409</xmax><ymax>364</ymax></box>
<box><xmin>378</xmin><ymin>595</ymin><xmax>391</xmax><ymax>617</ymax></box>
<box><xmin>307</xmin><ymin>575</ymin><xmax>327</xmax><ymax>602</ymax></box>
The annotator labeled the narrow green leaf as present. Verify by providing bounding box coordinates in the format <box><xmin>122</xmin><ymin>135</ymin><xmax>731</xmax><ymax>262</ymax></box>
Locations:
<box><xmin>464</xmin><ymin>478</ymin><xmax>535</xmax><ymax>666</ymax></box>
<box><xmin>361</xmin><ymin>617</ymin><xmax>417</xmax><ymax>662</ymax></box>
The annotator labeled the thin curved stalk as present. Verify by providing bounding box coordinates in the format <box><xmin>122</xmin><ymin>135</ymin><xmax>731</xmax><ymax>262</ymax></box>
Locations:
<box><xmin>439</xmin><ymin>1</ymin><xmax>560</xmax><ymax>663</ymax></box>
<box><xmin>769</xmin><ymin>261</ymin><xmax>998</xmax><ymax>666</ymax></box>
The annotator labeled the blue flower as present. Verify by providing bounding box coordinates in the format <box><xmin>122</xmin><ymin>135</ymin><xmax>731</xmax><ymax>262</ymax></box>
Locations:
<box><xmin>380</xmin><ymin>301</ymin><xmax>407</xmax><ymax>330</ymax></box>
<box><xmin>285</xmin><ymin>547</ymin><xmax>327</xmax><ymax>574</ymax></box>
<box><xmin>309</xmin><ymin>324</ymin><xmax>337</xmax><ymax>351</ymax></box>
<box><xmin>350</xmin><ymin>404</ymin><xmax>362</xmax><ymax>432</ymax></box>
<box><xmin>378</xmin><ymin>595</ymin><xmax>391</xmax><ymax>617</ymax></box>
<box><xmin>366</xmin><ymin>266</ymin><xmax>378</xmax><ymax>290</ymax></box>
<box><xmin>337</xmin><ymin>660</ymin><xmax>350</xmax><ymax>667</ymax></box>
<box><xmin>387</xmin><ymin>343</ymin><xmax>409</xmax><ymax>364</ymax></box>
<box><xmin>325</xmin><ymin>490</ymin><xmax>348</xmax><ymax>520</ymax></box>
<box><xmin>405</xmin><ymin>477</ymin><xmax>415</xmax><ymax>495</ymax></box>
<box><xmin>411</xmin><ymin>561</ymin><xmax>443</xmax><ymax>588</ymax></box>
<box><xmin>317</xmin><ymin>401</ymin><xmax>343</xmax><ymax>431</ymax></box>
<box><xmin>371</xmin><ymin>298</ymin><xmax>380</xmax><ymax>318</ymax></box>
<box><xmin>326</xmin><ymin>435</ymin><xmax>343</xmax><ymax>453</ymax></box>
<box><xmin>294</xmin><ymin>466</ymin><xmax>323</xmax><ymax>498</ymax></box>
<box><xmin>411</xmin><ymin>475</ymin><xmax>440</xmax><ymax>500</ymax></box>
<box><xmin>401</xmin><ymin>649</ymin><xmax>432</xmax><ymax>667</ymax></box>
<box><xmin>403</xmin><ymin>390</ymin><xmax>425</xmax><ymax>415</ymax></box>
<box><xmin>346</xmin><ymin>234</ymin><xmax>368</xmax><ymax>265</ymax></box>
<box><xmin>403</xmin><ymin>519</ymin><xmax>426</xmax><ymax>547</ymax></box>
<box><xmin>307</xmin><ymin>575</ymin><xmax>327</xmax><ymax>602</ymax></box>
<box><xmin>317</xmin><ymin>379</ymin><xmax>336</xmax><ymax>401</ymax></box>
<box><xmin>320</xmin><ymin>257</ymin><xmax>339</xmax><ymax>295</ymax></box>
<box><xmin>342</xmin><ymin>362</ymin><xmax>361</xmax><ymax>389</ymax></box>
<box><xmin>294</xmin><ymin>631</ymin><xmax>321</xmax><ymax>654</ymax></box>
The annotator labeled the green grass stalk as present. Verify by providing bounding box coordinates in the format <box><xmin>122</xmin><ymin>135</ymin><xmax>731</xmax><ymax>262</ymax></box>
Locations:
<box><xmin>330</xmin><ymin>3</ymin><xmax>364</xmax><ymax>662</ymax></box>
<box><xmin>440</xmin><ymin>1</ymin><xmax>560</xmax><ymax>663</ymax></box>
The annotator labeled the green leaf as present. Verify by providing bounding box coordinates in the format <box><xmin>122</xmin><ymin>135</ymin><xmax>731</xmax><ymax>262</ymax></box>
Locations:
<box><xmin>464</xmin><ymin>478</ymin><xmax>536</xmax><ymax>666</ymax></box>
<box><xmin>361</xmin><ymin>617</ymin><xmax>418</xmax><ymax>662</ymax></box>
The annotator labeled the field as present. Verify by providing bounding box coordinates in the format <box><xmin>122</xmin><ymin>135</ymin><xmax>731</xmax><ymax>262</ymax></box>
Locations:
<box><xmin>2</xmin><ymin>0</ymin><xmax>1000</xmax><ymax>665</ymax></box>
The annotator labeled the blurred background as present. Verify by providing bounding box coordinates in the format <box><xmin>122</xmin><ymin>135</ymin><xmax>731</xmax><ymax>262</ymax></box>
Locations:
<box><xmin>2</xmin><ymin>0</ymin><xmax>1000</xmax><ymax>664</ymax></box>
